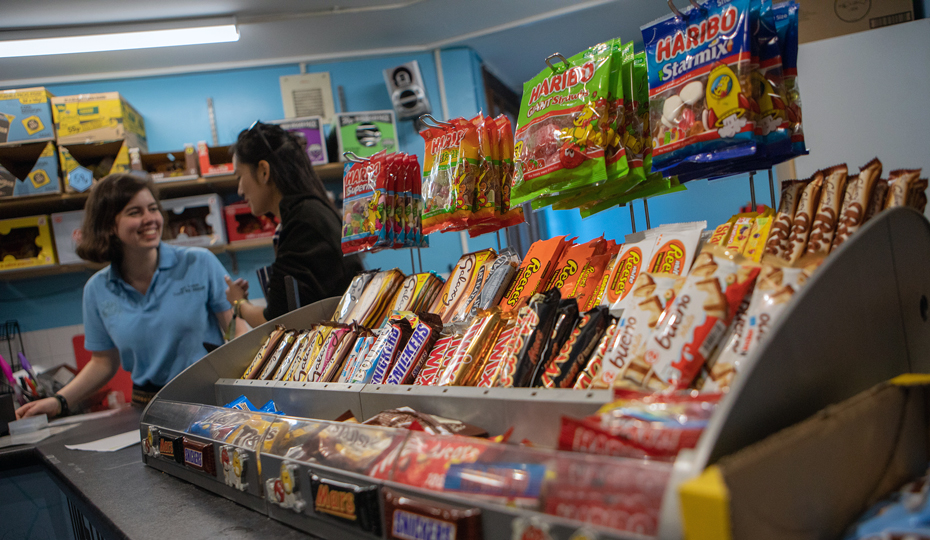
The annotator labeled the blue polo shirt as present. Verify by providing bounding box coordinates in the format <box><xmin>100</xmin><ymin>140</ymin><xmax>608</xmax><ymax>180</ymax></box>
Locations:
<box><xmin>82</xmin><ymin>243</ymin><xmax>230</xmax><ymax>387</ymax></box>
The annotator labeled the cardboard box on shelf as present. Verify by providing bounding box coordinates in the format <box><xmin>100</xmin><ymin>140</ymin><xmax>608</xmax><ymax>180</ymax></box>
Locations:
<box><xmin>679</xmin><ymin>376</ymin><xmax>930</xmax><ymax>540</ymax></box>
<box><xmin>335</xmin><ymin>110</ymin><xmax>398</xmax><ymax>160</ymax></box>
<box><xmin>51</xmin><ymin>210</ymin><xmax>84</xmax><ymax>265</ymax></box>
<box><xmin>271</xmin><ymin>116</ymin><xmax>329</xmax><ymax>165</ymax></box>
<box><xmin>0</xmin><ymin>215</ymin><xmax>57</xmax><ymax>272</ymax></box>
<box><xmin>0</xmin><ymin>87</ymin><xmax>56</xmax><ymax>144</ymax></box>
<box><xmin>58</xmin><ymin>140</ymin><xmax>132</xmax><ymax>193</ymax></box>
<box><xmin>797</xmin><ymin>0</ymin><xmax>915</xmax><ymax>43</ymax></box>
<box><xmin>0</xmin><ymin>141</ymin><xmax>62</xmax><ymax>199</ymax></box>
<box><xmin>51</xmin><ymin>92</ymin><xmax>147</xmax><ymax>150</ymax></box>
<box><xmin>223</xmin><ymin>201</ymin><xmax>279</xmax><ymax>242</ymax></box>
<box><xmin>137</xmin><ymin>144</ymin><xmax>199</xmax><ymax>183</ymax></box>
<box><xmin>197</xmin><ymin>141</ymin><xmax>234</xmax><ymax>177</ymax></box>
<box><xmin>161</xmin><ymin>194</ymin><xmax>227</xmax><ymax>248</ymax></box>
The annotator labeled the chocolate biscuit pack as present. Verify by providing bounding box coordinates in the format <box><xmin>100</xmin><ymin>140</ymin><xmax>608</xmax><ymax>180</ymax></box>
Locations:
<box><xmin>644</xmin><ymin>245</ymin><xmax>760</xmax><ymax>389</ymax></box>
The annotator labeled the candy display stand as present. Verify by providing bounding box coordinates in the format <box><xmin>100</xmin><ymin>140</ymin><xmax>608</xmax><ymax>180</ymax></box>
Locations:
<box><xmin>140</xmin><ymin>207</ymin><xmax>930</xmax><ymax>540</ymax></box>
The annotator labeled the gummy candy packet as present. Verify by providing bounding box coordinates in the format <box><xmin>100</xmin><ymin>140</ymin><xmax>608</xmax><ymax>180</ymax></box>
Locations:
<box><xmin>470</xmin><ymin>113</ymin><xmax>503</xmax><ymax>226</ymax></box>
<box><xmin>341</xmin><ymin>155</ymin><xmax>382</xmax><ymax>255</ymax></box>
<box><xmin>641</xmin><ymin>0</ymin><xmax>756</xmax><ymax>174</ymax></box>
<box><xmin>773</xmin><ymin>0</ymin><xmax>807</xmax><ymax>158</ymax></box>
<box><xmin>420</xmin><ymin>117</ymin><xmax>480</xmax><ymax>234</ymax></box>
<box><xmin>604</xmin><ymin>39</ymin><xmax>631</xmax><ymax>185</ymax></box>
<box><xmin>511</xmin><ymin>44</ymin><xmax>612</xmax><ymax>206</ymax></box>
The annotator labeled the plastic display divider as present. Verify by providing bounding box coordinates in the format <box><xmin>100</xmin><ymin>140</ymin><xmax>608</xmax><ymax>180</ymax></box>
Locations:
<box><xmin>215</xmin><ymin>379</ymin><xmax>366</xmax><ymax>422</ymax></box>
<box><xmin>380</xmin><ymin>480</ymin><xmax>650</xmax><ymax>540</ymax></box>
<box><xmin>657</xmin><ymin>208</ymin><xmax>930</xmax><ymax>540</ymax></box>
<box><xmin>358</xmin><ymin>385</ymin><xmax>613</xmax><ymax>448</ymax></box>
<box><xmin>141</xmin><ymin>427</ymin><xmax>269</xmax><ymax>514</ymax></box>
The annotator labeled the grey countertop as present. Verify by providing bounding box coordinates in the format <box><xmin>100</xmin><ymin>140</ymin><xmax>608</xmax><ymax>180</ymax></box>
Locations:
<box><xmin>1</xmin><ymin>407</ymin><xmax>313</xmax><ymax>540</ymax></box>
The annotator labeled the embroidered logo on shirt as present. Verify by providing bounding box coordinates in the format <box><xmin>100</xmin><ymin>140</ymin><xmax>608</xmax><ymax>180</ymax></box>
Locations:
<box><xmin>100</xmin><ymin>301</ymin><xmax>120</xmax><ymax>318</ymax></box>
<box><xmin>174</xmin><ymin>284</ymin><xmax>206</xmax><ymax>296</ymax></box>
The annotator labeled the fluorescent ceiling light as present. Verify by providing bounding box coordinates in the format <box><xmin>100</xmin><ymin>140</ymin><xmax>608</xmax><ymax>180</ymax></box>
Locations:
<box><xmin>0</xmin><ymin>18</ymin><xmax>239</xmax><ymax>59</ymax></box>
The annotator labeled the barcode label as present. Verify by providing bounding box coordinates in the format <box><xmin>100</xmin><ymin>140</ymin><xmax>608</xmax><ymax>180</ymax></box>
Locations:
<box><xmin>699</xmin><ymin>320</ymin><xmax>728</xmax><ymax>359</ymax></box>
<box><xmin>870</xmin><ymin>12</ymin><xmax>913</xmax><ymax>29</ymax></box>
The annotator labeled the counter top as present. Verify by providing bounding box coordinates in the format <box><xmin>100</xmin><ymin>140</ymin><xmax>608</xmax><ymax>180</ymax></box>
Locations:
<box><xmin>0</xmin><ymin>407</ymin><xmax>311</xmax><ymax>540</ymax></box>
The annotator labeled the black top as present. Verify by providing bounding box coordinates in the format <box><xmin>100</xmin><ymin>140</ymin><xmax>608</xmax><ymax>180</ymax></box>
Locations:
<box><xmin>264</xmin><ymin>193</ymin><xmax>363</xmax><ymax>320</ymax></box>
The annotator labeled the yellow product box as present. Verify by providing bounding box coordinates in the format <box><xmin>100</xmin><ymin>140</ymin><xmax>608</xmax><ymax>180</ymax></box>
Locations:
<box><xmin>51</xmin><ymin>92</ymin><xmax>147</xmax><ymax>151</ymax></box>
<box><xmin>0</xmin><ymin>215</ymin><xmax>57</xmax><ymax>272</ymax></box>
<box><xmin>0</xmin><ymin>141</ymin><xmax>62</xmax><ymax>199</ymax></box>
<box><xmin>0</xmin><ymin>87</ymin><xmax>56</xmax><ymax>144</ymax></box>
<box><xmin>59</xmin><ymin>140</ymin><xmax>132</xmax><ymax>193</ymax></box>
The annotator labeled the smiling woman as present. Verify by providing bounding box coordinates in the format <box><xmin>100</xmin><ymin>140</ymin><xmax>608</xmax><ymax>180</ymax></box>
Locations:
<box><xmin>15</xmin><ymin>173</ymin><xmax>245</xmax><ymax>420</ymax></box>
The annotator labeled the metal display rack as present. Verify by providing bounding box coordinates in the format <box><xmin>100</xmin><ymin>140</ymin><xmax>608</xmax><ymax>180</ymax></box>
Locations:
<box><xmin>140</xmin><ymin>208</ymin><xmax>930</xmax><ymax>539</ymax></box>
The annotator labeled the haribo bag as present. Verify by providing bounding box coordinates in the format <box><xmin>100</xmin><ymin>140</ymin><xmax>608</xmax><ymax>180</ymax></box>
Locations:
<box><xmin>341</xmin><ymin>155</ymin><xmax>384</xmax><ymax>255</ymax></box>
<box><xmin>773</xmin><ymin>0</ymin><xmax>807</xmax><ymax>158</ymax></box>
<box><xmin>641</xmin><ymin>0</ymin><xmax>755</xmax><ymax>175</ymax></box>
<box><xmin>511</xmin><ymin>44</ymin><xmax>612</xmax><ymax>206</ymax></box>
<box><xmin>420</xmin><ymin>117</ymin><xmax>480</xmax><ymax>234</ymax></box>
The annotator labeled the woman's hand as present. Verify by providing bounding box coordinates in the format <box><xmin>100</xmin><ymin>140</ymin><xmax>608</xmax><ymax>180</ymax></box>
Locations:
<box><xmin>225</xmin><ymin>276</ymin><xmax>249</xmax><ymax>304</ymax></box>
<box><xmin>16</xmin><ymin>397</ymin><xmax>61</xmax><ymax>420</ymax></box>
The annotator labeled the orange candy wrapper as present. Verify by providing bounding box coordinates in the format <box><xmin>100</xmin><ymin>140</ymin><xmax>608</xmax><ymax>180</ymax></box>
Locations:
<box><xmin>500</xmin><ymin>236</ymin><xmax>574</xmax><ymax>312</ymax></box>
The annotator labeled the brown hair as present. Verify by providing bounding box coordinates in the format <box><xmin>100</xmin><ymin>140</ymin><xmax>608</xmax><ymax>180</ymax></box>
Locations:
<box><xmin>76</xmin><ymin>173</ymin><xmax>161</xmax><ymax>264</ymax></box>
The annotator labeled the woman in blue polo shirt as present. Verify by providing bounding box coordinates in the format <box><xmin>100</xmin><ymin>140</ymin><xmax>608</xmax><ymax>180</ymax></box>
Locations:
<box><xmin>16</xmin><ymin>173</ymin><xmax>240</xmax><ymax>419</ymax></box>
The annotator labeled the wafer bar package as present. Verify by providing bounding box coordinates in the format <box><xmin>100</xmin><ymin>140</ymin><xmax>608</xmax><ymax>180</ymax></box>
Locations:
<box><xmin>337</xmin><ymin>331</ymin><xmax>374</xmax><ymax>383</ymax></box>
<box><xmin>573</xmin><ymin>320</ymin><xmax>619</xmax><ymax>389</ymax></box>
<box><xmin>832</xmin><ymin>159</ymin><xmax>882</xmax><ymax>251</ymax></box>
<box><xmin>532</xmin><ymin>299</ymin><xmax>580</xmax><ymax>387</ymax></box>
<box><xmin>593</xmin><ymin>272</ymin><xmax>686</xmax><ymax>390</ymax></box>
<box><xmin>701</xmin><ymin>287</ymin><xmax>753</xmax><ymax>392</ymax></box>
<box><xmin>742</xmin><ymin>209</ymin><xmax>775</xmax><ymax>263</ymax></box>
<box><xmin>345</xmin><ymin>269</ymin><xmax>405</xmax><ymax>328</ymax></box>
<box><xmin>333</xmin><ymin>270</ymin><xmax>377</xmax><ymax>323</ymax></box>
<box><xmin>784</xmin><ymin>173</ymin><xmax>822</xmax><ymax>263</ymax></box>
<box><xmin>241</xmin><ymin>325</ymin><xmax>287</xmax><ymax>379</ymax></box>
<box><xmin>437</xmin><ymin>310</ymin><xmax>504</xmax><ymax>387</ymax></box>
<box><xmin>497</xmin><ymin>289</ymin><xmax>561</xmax><ymax>387</ymax></box>
<box><xmin>475</xmin><ymin>321</ymin><xmax>516</xmax><ymax>387</ymax></box>
<box><xmin>884</xmin><ymin>168</ymin><xmax>925</xmax><ymax>210</ymax></box>
<box><xmin>500</xmin><ymin>236</ymin><xmax>573</xmax><ymax>312</ymax></box>
<box><xmin>538</xmin><ymin>307</ymin><xmax>611</xmax><ymax>388</ymax></box>
<box><xmin>414</xmin><ymin>333</ymin><xmax>461</xmax><ymax>386</ymax></box>
<box><xmin>645</xmin><ymin>246</ymin><xmax>761</xmax><ymax>388</ymax></box>
<box><xmin>385</xmin><ymin>313</ymin><xmax>443</xmax><ymax>385</ymax></box>
<box><xmin>257</xmin><ymin>330</ymin><xmax>298</xmax><ymax>380</ymax></box>
<box><xmin>765</xmin><ymin>180</ymin><xmax>804</xmax><ymax>258</ymax></box>
<box><xmin>805</xmin><ymin>164</ymin><xmax>848</xmax><ymax>255</ymax></box>
<box><xmin>431</xmin><ymin>249</ymin><xmax>496</xmax><ymax>324</ymax></box>
<box><xmin>272</xmin><ymin>329</ymin><xmax>314</xmax><ymax>381</ymax></box>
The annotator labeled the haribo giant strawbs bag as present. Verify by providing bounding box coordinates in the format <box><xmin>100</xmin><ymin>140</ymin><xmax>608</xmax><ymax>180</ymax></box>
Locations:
<box><xmin>641</xmin><ymin>0</ymin><xmax>755</xmax><ymax>175</ymax></box>
<box><xmin>511</xmin><ymin>44</ymin><xmax>613</xmax><ymax>206</ymax></box>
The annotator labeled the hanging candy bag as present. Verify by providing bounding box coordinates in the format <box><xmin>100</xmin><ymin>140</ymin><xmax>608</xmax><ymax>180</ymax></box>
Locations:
<box><xmin>420</xmin><ymin>117</ymin><xmax>480</xmax><ymax>234</ymax></box>
<box><xmin>511</xmin><ymin>44</ymin><xmax>612</xmax><ymax>205</ymax></box>
<box><xmin>641</xmin><ymin>0</ymin><xmax>755</xmax><ymax>175</ymax></box>
<box><xmin>341</xmin><ymin>156</ymin><xmax>380</xmax><ymax>255</ymax></box>
<box><xmin>604</xmin><ymin>39</ymin><xmax>631</xmax><ymax>186</ymax></box>
<box><xmin>773</xmin><ymin>0</ymin><xmax>807</xmax><ymax>158</ymax></box>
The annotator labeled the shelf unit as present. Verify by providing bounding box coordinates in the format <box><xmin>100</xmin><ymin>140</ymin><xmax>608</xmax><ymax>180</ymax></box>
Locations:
<box><xmin>140</xmin><ymin>208</ymin><xmax>930</xmax><ymax>539</ymax></box>
<box><xmin>0</xmin><ymin>162</ymin><xmax>345</xmax><ymax>280</ymax></box>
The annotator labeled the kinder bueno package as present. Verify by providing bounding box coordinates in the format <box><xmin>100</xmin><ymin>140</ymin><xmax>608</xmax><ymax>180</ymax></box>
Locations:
<box><xmin>765</xmin><ymin>180</ymin><xmax>804</xmax><ymax>259</ymax></box>
<box><xmin>641</xmin><ymin>0</ymin><xmax>756</xmax><ymax>175</ymax></box>
<box><xmin>591</xmin><ymin>272</ymin><xmax>687</xmax><ymax>391</ymax></box>
<box><xmin>831</xmin><ymin>158</ymin><xmax>882</xmax><ymax>251</ymax></box>
<box><xmin>704</xmin><ymin>261</ymin><xmax>812</xmax><ymax>391</ymax></box>
<box><xmin>644</xmin><ymin>245</ymin><xmax>760</xmax><ymax>389</ymax></box>
<box><xmin>805</xmin><ymin>164</ymin><xmax>848</xmax><ymax>256</ymax></box>
<box><xmin>783</xmin><ymin>173</ymin><xmax>822</xmax><ymax>263</ymax></box>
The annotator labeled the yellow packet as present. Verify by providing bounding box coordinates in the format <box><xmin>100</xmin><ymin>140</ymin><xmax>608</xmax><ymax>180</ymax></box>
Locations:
<box><xmin>743</xmin><ymin>209</ymin><xmax>775</xmax><ymax>263</ymax></box>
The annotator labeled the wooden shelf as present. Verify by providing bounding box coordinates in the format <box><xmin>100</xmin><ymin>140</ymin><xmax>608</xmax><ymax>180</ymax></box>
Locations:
<box><xmin>0</xmin><ymin>162</ymin><xmax>344</xmax><ymax>221</ymax></box>
<box><xmin>0</xmin><ymin>261</ymin><xmax>105</xmax><ymax>281</ymax></box>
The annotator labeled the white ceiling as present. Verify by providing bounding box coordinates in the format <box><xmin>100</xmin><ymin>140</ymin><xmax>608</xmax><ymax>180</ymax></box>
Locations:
<box><xmin>0</xmin><ymin>0</ymin><xmax>672</xmax><ymax>92</ymax></box>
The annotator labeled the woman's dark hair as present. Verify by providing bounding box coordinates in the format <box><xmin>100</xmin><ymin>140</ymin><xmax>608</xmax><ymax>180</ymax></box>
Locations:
<box><xmin>231</xmin><ymin>122</ymin><xmax>337</xmax><ymax>214</ymax></box>
<box><xmin>76</xmin><ymin>173</ymin><xmax>161</xmax><ymax>264</ymax></box>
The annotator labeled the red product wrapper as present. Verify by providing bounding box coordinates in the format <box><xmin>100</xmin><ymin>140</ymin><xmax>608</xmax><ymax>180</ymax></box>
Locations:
<box><xmin>476</xmin><ymin>322</ymin><xmax>516</xmax><ymax>387</ymax></box>
<box><xmin>499</xmin><ymin>236</ymin><xmax>574</xmax><ymax>312</ymax></box>
<box><xmin>643</xmin><ymin>247</ymin><xmax>760</xmax><ymax>389</ymax></box>
<box><xmin>385</xmin><ymin>433</ymin><xmax>489</xmax><ymax>491</ymax></box>
<box><xmin>414</xmin><ymin>334</ymin><xmax>461</xmax><ymax>386</ymax></box>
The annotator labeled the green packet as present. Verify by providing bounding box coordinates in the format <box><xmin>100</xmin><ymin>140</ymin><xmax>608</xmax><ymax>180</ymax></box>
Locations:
<box><xmin>511</xmin><ymin>42</ymin><xmax>613</xmax><ymax>206</ymax></box>
<box><xmin>579</xmin><ymin>175</ymin><xmax>685</xmax><ymax>218</ymax></box>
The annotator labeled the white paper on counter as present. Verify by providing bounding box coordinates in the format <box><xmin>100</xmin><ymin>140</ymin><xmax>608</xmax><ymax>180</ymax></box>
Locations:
<box><xmin>65</xmin><ymin>430</ymin><xmax>140</xmax><ymax>452</ymax></box>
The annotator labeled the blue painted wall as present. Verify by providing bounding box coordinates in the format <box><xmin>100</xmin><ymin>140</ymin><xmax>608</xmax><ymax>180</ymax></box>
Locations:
<box><xmin>1</xmin><ymin>48</ymin><xmax>492</xmax><ymax>333</ymax></box>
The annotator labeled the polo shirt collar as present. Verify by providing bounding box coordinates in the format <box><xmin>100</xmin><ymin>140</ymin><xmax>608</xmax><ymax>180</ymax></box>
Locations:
<box><xmin>107</xmin><ymin>242</ymin><xmax>178</xmax><ymax>284</ymax></box>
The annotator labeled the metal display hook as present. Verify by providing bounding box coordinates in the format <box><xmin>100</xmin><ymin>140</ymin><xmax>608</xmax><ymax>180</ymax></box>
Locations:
<box><xmin>668</xmin><ymin>0</ymin><xmax>684</xmax><ymax>19</ymax></box>
<box><xmin>418</xmin><ymin>114</ymin><xmax>453</xmax><ymax>129</ymax></box>
<box><xmin>688</xmin><ymin>0</ymin><xmax>708</xmax><ymax>13</ymax></box>
<box><xmin>342</xmin><ymin>151</ymin><xmax>370</xmax><ymax>163</ymax></box>
<box><xmin>545</xmin><ymin>53</ymin><xmax>569</xmax><ymax>72</ymax></box>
